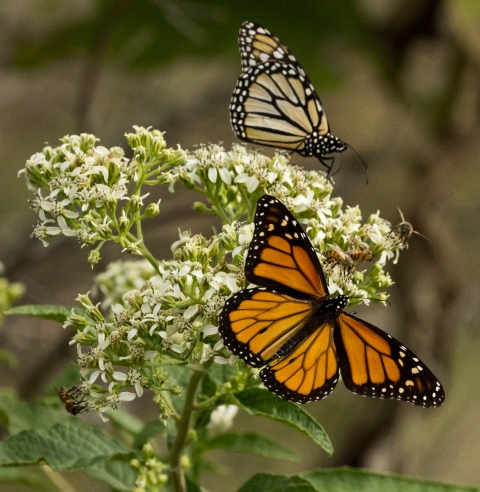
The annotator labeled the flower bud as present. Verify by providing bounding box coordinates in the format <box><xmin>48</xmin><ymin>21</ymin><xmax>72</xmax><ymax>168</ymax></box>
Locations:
<box><xmin>134</xmin><ymin>146</ymin><xmax>147</xmax><ymax>165</ymax></box>
<box><xmin>144</xmin><ymin>201</ymin><xmax>160</xmax><ymax>218</ymax></box>
<box><xmin>117</xmin><ymin>212</ymin><xmax>130</xmax><ymax>234</ymax></box>
<box><xmin>96</xmin><ymin>221</ymin><xmax>112</xmax><ymax>240</ymax></box>
<box><xmin>88</xmin><ymin>250</ymin><xmax>101</xmax><ymax>266</ymax></box>
<box><xmin>192</xmin><ymin>201</ymin><xmax>213</xmax><ymax>214</ymax></box>
<box><xmin>169</xmin><ymin>385</ymin><xmax>182</xmax><ymax>396</ymax></box>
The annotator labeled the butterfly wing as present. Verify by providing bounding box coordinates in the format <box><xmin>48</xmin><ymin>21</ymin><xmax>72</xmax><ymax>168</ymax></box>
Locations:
<box><xmin>335</xmin><ymin>313</ymin><xmax>445</xmax><ymax>407</ymax></box>
<box><xmin>231</xmin><ymin>61</ymin><xmax>341</xmax><ymax>161</ymax></box>
<box><xmin>260</xmin><ymin>318</ymin><xmax>339</xmax><ymax>403</ymax></box>
<box><xmin>246</xmin><ymin>195</ymin><xmax>328</xmax><ymax>300</ymax></box>
<box><xmin>219</xmin><ymin>288</ymin><xmax>313</xmax><ymax>368</ymax></box>
<box><xmin>238</xmin><ymin>21</ymin><xmax>303</xmax><ymax>72</ymax></box>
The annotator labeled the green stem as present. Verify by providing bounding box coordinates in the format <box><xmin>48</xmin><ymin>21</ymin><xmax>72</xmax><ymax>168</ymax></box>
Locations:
<box><xmin>125</xmin><ymin>232</ymin><xmax>160</xmax><ymax>274</ymax></box>
<box><xmin>169</xmin><ymin>360</ymin><xmax>212</xmax><ymax>492</ymax></box>
<box><xmin>41</xmin><ymin>465</ymin><xmax>79</xmax><ymax>492</ymax></box>
<box><xmin>204</xmin><ymin>181</ymin><xmax>230</xmax><ymax>223</ymax></box>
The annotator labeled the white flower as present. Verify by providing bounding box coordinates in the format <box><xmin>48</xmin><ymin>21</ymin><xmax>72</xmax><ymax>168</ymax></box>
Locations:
<box><xmin>207</xmin><ymin>405</ymin><xmax>239</xmax><ymax>432</ymax></box>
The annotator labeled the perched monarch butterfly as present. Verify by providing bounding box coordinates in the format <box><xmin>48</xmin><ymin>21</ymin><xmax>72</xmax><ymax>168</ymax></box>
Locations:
<box><xmin>57</xmin><ymin>386</ymin><xmax>87</xmax><ymax>415</ymax></box>
<box><xmin>391</xmin><ymin>208</ymin><xmax>429</xmax><ymax>247</ymax></box>
<box><xmin>230</xmin><ymin>21</ymin><xmax>365</xmax><ymax>176</ymax></box>
<box><xmin>219</xmin><ymin>195</ymin><xmax>444</xmax><ymax>407</ymax></box>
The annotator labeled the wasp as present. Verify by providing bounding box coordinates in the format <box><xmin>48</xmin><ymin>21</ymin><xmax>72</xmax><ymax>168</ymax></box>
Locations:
<box><xmin>57</xmin><ymin>386</ymin><xmax>87</xmax><ymax>415</ymax></box>
<box><xmin>391</xmin><ymin>208</ymin><xmax>428</xmax><ymax>247</ymax></box>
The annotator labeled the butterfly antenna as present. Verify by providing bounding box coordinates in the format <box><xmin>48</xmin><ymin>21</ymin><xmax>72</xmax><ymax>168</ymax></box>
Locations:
<box><xmin>346</xmin><ymin>143</ymin><xmax>368</xmax><ymax>184</ymax></box>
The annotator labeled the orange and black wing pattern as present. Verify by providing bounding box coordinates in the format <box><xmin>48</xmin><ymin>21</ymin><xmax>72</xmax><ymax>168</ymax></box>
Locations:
<box><xmin>335</xmin><ymin>313</ymin><xmax>445</xmax><ymax>407</ymax></box>
<box><xmin>245</xmin><ymin>195</ymin><xmax>328</xmax><ymax>300</ymax></box>
<box><xmin>219</xmin><ymin>195</ymin><xmax>445</xmax><ymax>407</ymax></box>
<box><xmin>260</xmin><ymin>317</ymin><xmax>340</xmax><ymax>403</ymax></box>
<box><xmin>219</xmin><ymin>288</ymin><xmax>313</xmax><ymax>368</ymax></box>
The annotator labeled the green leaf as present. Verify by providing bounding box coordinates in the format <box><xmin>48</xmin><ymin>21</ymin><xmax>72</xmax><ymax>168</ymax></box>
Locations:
<box><xmin>0</xmin><ymin>389</ymin><xmax>67</xmax><ymax>435</ymax></box>
<box><xmin>0</xmin><ymin>419</ymin><xmax>133</xmax><ymax>471</ymax></box>
<box><xmin>103</xmin><ymin>407</ymin><xmax>144</xmax><ymax>435</ymax></box>
<box><xmin>186</xmin><ymin>476</ymin><xmax>203</xmax><ymax>492</ymax></box>
<box><xmin>5</xmin><ymin>304</ymin><xmax>73</xmax><ymax>323</ymax></box>
<box><xmin>87</xmin><ymin>460</ymin><xmax>136</xmax><ymax>491</ymax></box>
<box><xmin>132</xmin><ymin>420</ymin><xmax>166</xmax><ymax>449</ymax></box>
<box><xmin>238</xmin><ymin>473</ymin><xmax>317</xmax><ymax>492</ymax></box>
<box><xmin>302</xmin><ymin>468</ymin><xmax>479</xmax><ymax>492</ymax></box>
<box><xmin>201</xmin><ymin>432</ymin><xmax>299</xmax><ymax>461</ymax></box>
<box><xmin>230</xmin><ymin>388</ymin><xmax>332</xmax><ymax>455</ymax></box>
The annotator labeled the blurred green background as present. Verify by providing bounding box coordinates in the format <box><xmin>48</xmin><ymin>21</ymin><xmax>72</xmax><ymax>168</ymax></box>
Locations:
<box><xmin>1</xmin><ymin>0</ymin><xmax>479</xmax><ymax>490</ymax></box>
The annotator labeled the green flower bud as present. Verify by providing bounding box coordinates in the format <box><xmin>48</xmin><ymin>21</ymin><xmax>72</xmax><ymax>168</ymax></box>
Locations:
<box><xmin>129</xmin><ymin>194</ymin><xmax>144</xmax><ymax>214</ymax></box>
<box><xmin>142</xmin><ymin>443</ymin><xmax>154</xmax><ymax>459</ymax></box>
<box><xmin>88</xmin><ymin>249</ymin><xmax>101</xmax><ymax>266</ymax></box>
<box><xmin>125</xmin><ymin>130</ymin><xmax>141</xmax><ymax>150</ymax></box>
<box><xmin>79</xmin><ymin>133</ymin><xmax>99</xmax><ymax>152</ymax></box>
<box><xmin>192</xmin><ymin>201</ymin><xmax>213</xmax><ymax>214</ymax></box>
<box><xmin>187</xmin><ymin>429</ymin><xmax>197</xmax><ymax>443</ymax></box>
<box><xmin>117</xmin><ymin>212</ymin><xmax>130</xmax><ymax>234</ymax></box>
<box><xmin>130</xmin><ymin>458</ymin><xmax>141</xmax><ymax>470</ymax></box>
<box><xmin>134</xmin><ymin>146</ymin><xmax>147</xmax><ymax>165</ymax></box>
<box><xmin>64</xmin><ymin>309</ymin><xmax>89</xmax><ymax>330</ymax></box>
<box><xmin>96</xmin><ymin>221</ymin><xmax>112</xmax><ymax>240</ymax></box>
<box><xmin>144</xmin><ymin>201</ymin><xmax>160</xmax><ymax>218</ymax></box>
<box><xmin>169</xmin><ymin>385</ymin><xmax>182</xmax><ymax>396</ymax></box>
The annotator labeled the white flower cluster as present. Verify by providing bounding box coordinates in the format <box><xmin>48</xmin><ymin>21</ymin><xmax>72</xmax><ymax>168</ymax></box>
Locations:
<box><xmin>19</xmin><ymin>134</ymin><xmax>133</xmax><ymax>246</ymax></box>
<box><xmin>22</xmin><ymin>129</ymin><xmax>410</xmax><ymax>416</ymax></box>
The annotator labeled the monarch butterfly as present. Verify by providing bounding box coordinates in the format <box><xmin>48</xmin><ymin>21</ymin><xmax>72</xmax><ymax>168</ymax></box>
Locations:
<box><xmin>230</xmin><ymin>21</ymin><xmax>365</xmax><ymax>176</ymax></box>
<box><xmin>391</xmin><ymin>208</ymin><xmax>429</xmax><ymax>247</ymax></box>
<box><xmin>57</xmin><ymin>386</ymin><xmax>87</xmax><ymax>415</ymax></box>
<box><xmin>219</xmin><ymin>195</ymin><xmax>444</xmax><ymax>407</ymax></box>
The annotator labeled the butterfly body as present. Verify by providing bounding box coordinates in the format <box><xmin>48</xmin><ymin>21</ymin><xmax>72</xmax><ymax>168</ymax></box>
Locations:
<box><xmin>231</xmin><ymin>22</ymin><xmax>350</xmax><ymax>173</ymax></box>
<box><xmin>219</xmin><ymin>195</ymin><xmax>445</xmax><ymax>407</ymax></box>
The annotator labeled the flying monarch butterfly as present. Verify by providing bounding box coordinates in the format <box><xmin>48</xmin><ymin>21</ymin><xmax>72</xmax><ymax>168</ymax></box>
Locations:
<box><xmin>230</xmin><ymin>21</ymin><xmax>366</xmax><ymax>177</ymax></box>
<box><xmin>57</xmin><ymin>386</ymin><xmax>87</xmax><ymax>415</ymax></box>
<box><xmin>390</xmin><ymin>208</ymin><xmax>429</xmax><ymax>247</ymax></box>
<box><xmin>219</xmin><ymin>195</ymin><xmax>444</xmax><ymax>407</ymax></box>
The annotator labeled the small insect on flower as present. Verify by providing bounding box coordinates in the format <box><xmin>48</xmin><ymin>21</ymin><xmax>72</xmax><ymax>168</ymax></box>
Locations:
<box><xmin>57</xmin><ymin>386</ymin><xmax>87</xmax><ymax>415</ymax></box>
<box><xmin>323</xmin><ymin>244</ymin><xmax>353</xmax><ymax>268</ymax></box>
<box><xmin>391</xmin><ymin>208</ymin><xmax>429</xmax><ymax>247</ymax></box>
<box><xmin>346</xmin><ymin>248</ymin><xmax>374</xmax><ymax>263</ymax></box>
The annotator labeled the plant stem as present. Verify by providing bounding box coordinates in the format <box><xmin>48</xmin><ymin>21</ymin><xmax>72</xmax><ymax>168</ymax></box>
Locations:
<box><xmin>169</xmin><ymin>360</ymin><xmax>212</xmax><ymax>492</ymax></box>
<box><xmin>41</xmin><ymin>465</ymin><xmax>79</xmax><ymax>492</ymax></box>
<box><xmin>125</xmin><ymin>232</ymin><xmax>160</xmax><ymax>274</ymax></box>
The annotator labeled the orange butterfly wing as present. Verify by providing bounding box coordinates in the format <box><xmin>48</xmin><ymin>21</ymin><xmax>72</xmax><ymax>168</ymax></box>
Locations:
<box><xmin>335</xmin><ymin>313</ymin><xmax>445</xmax><ymax>408</ymax></box>
<box><xmin>219</xmin><ymin>288</ymin><xmax>313</xmax><ymax>368</ymax></box>
<box><xmin>260</xmin><ymin>319</ymin><xmax>339</xmax><ymax>403</ymax></box>
<box><xmin>219</xmin><ymin>195</ymin><xmax>445</xmax><ymax>407</ymax></box>
<box><xmin>245</xmin><ymin>195</ymin><xmax>328</xmax><ymax>300</ymax></box>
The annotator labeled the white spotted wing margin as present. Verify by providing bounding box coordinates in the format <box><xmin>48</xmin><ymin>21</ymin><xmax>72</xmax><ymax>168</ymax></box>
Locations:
<box><xmin>334</xmin><ymin>313</ymin><xmax>445</xmax><ymax>408</ymax></box>
<box><xmin>238</xmin><ymin>21</ymin><xmax>302</xmax><ymax>72</ymax></box>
